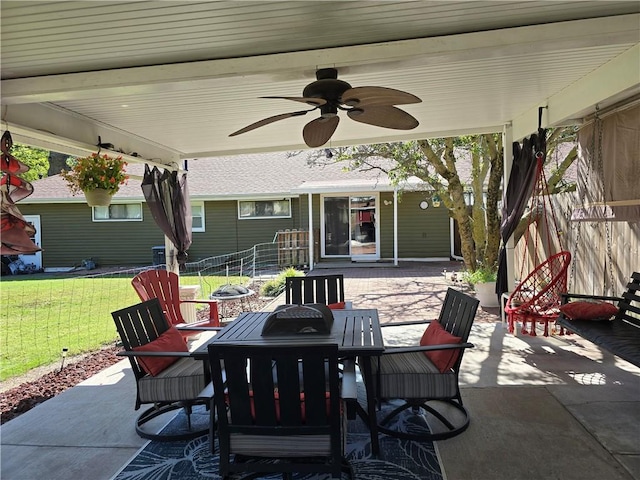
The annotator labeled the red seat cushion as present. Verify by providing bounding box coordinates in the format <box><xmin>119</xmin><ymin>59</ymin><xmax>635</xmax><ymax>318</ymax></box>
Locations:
<box><xmin>559</xmin><ymin>301</ymin><xmax>619</xmax><ymax>321</ymax></box>
<box><xmin>328</xmin><ymin>302</ymin><xmax>345</xmax><ymax>310</ymax></box>
<box><xmin>420</xmin><ymin>321</ymin><xmax>462</xmax><ymax>373</ymax></box>
<box><xmin>132</xmin><ymin>326</ymin><xmax>188</xmax><ymax>376</ymax></box>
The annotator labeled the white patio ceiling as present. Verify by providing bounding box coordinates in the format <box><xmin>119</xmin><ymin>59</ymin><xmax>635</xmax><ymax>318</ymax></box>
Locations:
<box><xmin>1</xmin><ymin>1</ymin><xmax>639</xmax><ymax>170</ymax></box>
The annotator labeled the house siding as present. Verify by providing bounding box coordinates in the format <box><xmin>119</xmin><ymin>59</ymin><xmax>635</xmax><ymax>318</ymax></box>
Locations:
<box><xmin>18</xmin><ymin>193</ymin><xmax>450</xmax><ymax>268</ymax></box>
<box><xmin>18</xmin><ymin>203</ymin><xmax>164</xmax><ymax>267</ymax></box>
<box><xmin>380</xmin><ymin>191</ymin><xmax>450</xmax><ymax>258</ymax></box>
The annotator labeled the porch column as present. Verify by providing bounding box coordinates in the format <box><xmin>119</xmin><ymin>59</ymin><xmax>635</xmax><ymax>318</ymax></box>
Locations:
<box><xmin>393</xmin><ymin>189</ymin><xmax>398</xmax><ymax>266</ymax></box>
<box><xmin>308</xmin><ymin>193</ymin><xmax>314</xmax><ymax>271</ymax></box>
<box><xmin>503</xmin><ymin>123</ymin><xmax>515</xmax><ymax>291</ymax></box>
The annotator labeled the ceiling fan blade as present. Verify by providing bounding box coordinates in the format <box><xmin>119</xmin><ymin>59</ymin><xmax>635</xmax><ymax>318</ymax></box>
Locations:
<box><xmin>347</xmin><ymin>106</ymin><xmax>419</xmax><ymax>130</ymax></box>
<box><xmin>303</xmin><ymin>116</ymin><xmax>340</xmax><ymax>148</ymax></box>
<box><xmin>261</xmin><ymin>96</ymin><xmax>327</xmax><ymax>107</ymax></box>
<box><xmin>341</xmin><ymin>87</ymin><xmax>421</xmax><ymax>107</ymax></box>
<box><xmin>229</xmin><ymin>110</ymin><xmax>310</xmax><ymax>137</ymax></box>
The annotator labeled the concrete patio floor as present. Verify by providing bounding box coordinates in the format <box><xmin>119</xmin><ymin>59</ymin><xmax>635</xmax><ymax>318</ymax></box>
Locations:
<box><xmin>1</xmin><ymin>261</ymin><xmax>639</xmax><ymax>480</ymax></box>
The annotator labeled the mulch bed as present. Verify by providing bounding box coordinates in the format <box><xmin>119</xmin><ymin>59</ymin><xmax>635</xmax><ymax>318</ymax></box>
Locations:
<box><xmin>1</xmin><ymin>288</ymin><xmax>276</xmax><ymax>425</ymax></box>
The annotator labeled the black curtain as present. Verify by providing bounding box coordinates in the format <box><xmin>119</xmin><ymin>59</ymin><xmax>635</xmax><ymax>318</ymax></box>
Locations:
<box><xmin>496</xmin><ymin>128</ymin><xmax>546</xmax><ymax>297</ymax></box>
<box><xmin>141</xmin><ymin>164</ymin><xmax>192</xmax><ymax>266</ymax></box>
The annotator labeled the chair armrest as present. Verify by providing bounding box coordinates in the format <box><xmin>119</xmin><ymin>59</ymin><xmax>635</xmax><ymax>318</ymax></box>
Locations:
<box><xmin>382</xmin><ymin>342</ymin><xmax>474</xmax><ymax>355</ymax></box>
<box><xmin>561</xmin><ymin>293</ymin><xmax>622</xmax><ymax>304</ymax></box>
<box><xmin>176</xmin><ymin>325</ymin><xmax>223</xmax><ymax>331</ymax></box>
<box><xmin>181</xmin><ymin>299</ymin><xmax>220</xmax><ymax>324</ymax></box>
<box><xmin>116</xmin><ymin>350</ymin><xmax>194</xmax><ymax>358</ymax></box>
<box><xmin>380</xmin><ymin>319</ymin><xmax>434</xmax><ymax>328</ymax></box>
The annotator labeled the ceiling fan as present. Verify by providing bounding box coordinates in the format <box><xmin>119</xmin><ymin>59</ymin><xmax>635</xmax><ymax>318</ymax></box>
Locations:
<box><xmin>229</xmin><ymin>68</ymin><xmax>421</xmax><ymax>148</ymax></box>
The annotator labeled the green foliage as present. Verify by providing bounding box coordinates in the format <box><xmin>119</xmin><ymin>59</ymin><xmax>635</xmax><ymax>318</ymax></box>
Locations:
<box><xmin>260</xmin><ymin>267</ymin><xmax>305</xmax><ymax>297</ymax></box>
<box><xmin>463</xmin><ymin>266</ymin><xmax>498</xmax><ymax>286</ymax></box>
<box><xmin>9</xmin><ymin>144</ymin><xmax>49</xmax><ymax>181</ymax></box>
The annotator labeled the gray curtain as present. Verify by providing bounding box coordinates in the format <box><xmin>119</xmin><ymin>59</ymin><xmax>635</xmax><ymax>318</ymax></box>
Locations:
<box><xmin>141</xmin><ymin>164</ymin><xmax>192</xmax><ymax>266</ymax></box>
<box><xmin>496</xmin><ymin>128</ymin><xmax>546</xmax><ymax>297</ymax></box>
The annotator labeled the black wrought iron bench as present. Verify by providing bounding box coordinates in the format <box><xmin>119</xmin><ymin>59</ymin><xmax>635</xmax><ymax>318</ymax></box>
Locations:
<box><xmin>556</xmin><ymin>272</ymin><xmax>640</xmax><ymax>367</ymax></box>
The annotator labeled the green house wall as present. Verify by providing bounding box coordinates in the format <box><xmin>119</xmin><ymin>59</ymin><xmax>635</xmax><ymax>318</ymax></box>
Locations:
<box><xmin>18</xmin><ymin>193</ymin><xmax>451</xmax><ymax>268</ymax></box>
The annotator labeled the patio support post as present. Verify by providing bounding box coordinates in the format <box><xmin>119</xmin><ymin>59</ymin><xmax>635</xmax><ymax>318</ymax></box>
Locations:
<box><xmin>502</xmin><ymin>123</ymin><xmax>516</xmax><ymax>291</ymax></box>
<box><xmin>393</xmin><ymin>189</ymin><xmax>398</xmax><ymax>266</ymax></box>
<box><xmin>308</xmin><ymin>193</ymin><xmax>314</xmax><ymax>270</ymax></box>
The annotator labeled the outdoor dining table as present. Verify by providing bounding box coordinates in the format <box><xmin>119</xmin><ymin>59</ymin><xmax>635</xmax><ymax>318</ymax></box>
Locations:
<box><xmin>191</xmin><ymin>308</ymin><xmax>385</xmax><ymax>455</ymax></box>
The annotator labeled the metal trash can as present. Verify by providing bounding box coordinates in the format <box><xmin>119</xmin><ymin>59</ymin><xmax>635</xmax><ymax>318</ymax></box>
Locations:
<box><xmin>152</xmin><ymin>246</ymin><xmax>166</xmax><ymax>266</ymax></box>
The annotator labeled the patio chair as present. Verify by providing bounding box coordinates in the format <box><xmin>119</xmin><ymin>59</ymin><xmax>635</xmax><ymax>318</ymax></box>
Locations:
<box><xmin>207</xmin><ymin>343</ymin><xmax>353</xmax><ymax>480</ymax></box>
<box><xmin>132</xmin><ymin>269</ymin><xmax>221</xmax><ymax>336</ymax></box>
<box><xmin>111</xmin><ymin>298</ymin><xmax>209</xmax><ymax>441</ymax></box>
<box><xmin>285</xmin><ymin>274</ymin><xmax>346</xmax><ymax>308</ymax></box>
<box><xmin>369</xmin><ymin>288</ymin><xmax>479</xmax><ymax>441</ymax></box>
<box><xmin>505</xmin><ymin>251</ymin><xmax>571</xmax><ymax>336</ymax></box>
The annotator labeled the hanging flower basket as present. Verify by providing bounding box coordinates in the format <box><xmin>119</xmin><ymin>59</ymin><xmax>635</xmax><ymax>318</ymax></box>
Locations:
<box><xmin>60</xmin><ymin>152</ymin><xmax>128</xmax><ymax>205</ymax></box>
<box><xmin>83</xmin><ymin>187</ymin><xmax>113</xmax><ymax>207</ymax></box>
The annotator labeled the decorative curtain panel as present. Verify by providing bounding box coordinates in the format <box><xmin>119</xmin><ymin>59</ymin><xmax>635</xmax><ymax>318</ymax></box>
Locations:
<box><xmin>141</xmin><ymin>165</ymin><xmax>192</xmax><ymax>266</ymax></box>
<box><xmin>496</xmin><ymin>128</ymin><xmax>546</xmax><ymax>297</ymax></box>
<box><xmin>572</xmin><ymin>103</ymin><xmax>640</xmax><ymax>222</ymax></box>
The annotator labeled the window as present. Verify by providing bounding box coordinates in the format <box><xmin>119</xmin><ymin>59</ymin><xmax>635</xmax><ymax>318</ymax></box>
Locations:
<box><xmin>93</xmin><ymin>203</ymin><xmax>142</xmax><ymax>221</ymax></box>
<box><xmin>191</xmin><ymin>202</ymin><xmax>205</xmax><ymax>232</ymax></box>
<box><xmin>238</xmin><ymin>199</ymin><xmax>291</xmax><ymax>219</ymax></box>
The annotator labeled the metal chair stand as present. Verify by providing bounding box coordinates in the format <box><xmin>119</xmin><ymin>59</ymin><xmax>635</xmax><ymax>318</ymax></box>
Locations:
<box><xmin>377</xmin><ymin>397</ymin><xmax>470</xmax><ymax>442</ymax></box>
<box><xmin>135</xmin><ymin>400</ymin><xmax>209</xmax><ymax>442</ymax></box>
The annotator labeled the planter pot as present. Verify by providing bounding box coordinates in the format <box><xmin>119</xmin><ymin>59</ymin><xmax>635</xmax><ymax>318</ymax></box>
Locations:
<box><xmin>474</xmin><ymin>281</ymin><xmax>499</xmax><ymax>307</ymax></box>
<box><xmin>83</xmin><ymin>188</ymin><xmax>113</xmax><ymax>207</ymax></box>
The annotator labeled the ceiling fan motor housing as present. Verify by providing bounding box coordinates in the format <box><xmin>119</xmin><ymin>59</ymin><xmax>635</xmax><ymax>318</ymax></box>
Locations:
<box><xmin>303</xmin><ymin>69</ymin><xmax>351</xmax><ymax>118</ymax></box>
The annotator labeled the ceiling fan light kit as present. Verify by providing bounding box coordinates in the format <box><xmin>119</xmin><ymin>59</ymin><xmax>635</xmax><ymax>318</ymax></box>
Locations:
<box><xmin>229</xmin><ymin>68</ymin><xmax>421</xmax><ymax>148</ymax></box>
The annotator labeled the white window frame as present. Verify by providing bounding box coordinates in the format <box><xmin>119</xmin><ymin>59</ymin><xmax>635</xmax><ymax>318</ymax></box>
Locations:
<box><xmin>191</xmin><ymin>201</ymin><xmax>205</xmax><ymax>232</ymax></box>
<box><xmin>92</xmin><ymin>203</ymin><xmax>143</xmax><ymax>222</ymax></box>
<box><xmin>237</xmin><ymin>198</ymin><xmax>292</xmax><ymax>220</ymax></box>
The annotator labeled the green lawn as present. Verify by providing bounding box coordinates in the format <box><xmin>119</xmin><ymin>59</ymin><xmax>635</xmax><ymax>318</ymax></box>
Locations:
<box><xmin>0</xmin><ymin>273</ymin><xmax>246</xmax><ymax>381</ymax></box>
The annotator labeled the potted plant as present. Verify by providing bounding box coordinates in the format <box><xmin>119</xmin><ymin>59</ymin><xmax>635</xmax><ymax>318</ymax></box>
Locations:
<box><xmin>61</xmin><ymin>152</ymin><xmax>128</xmax><ymax>206</ymax></box>
<box><xmin>464</xmin><ymin>265</ymin><xmax>499</xmax><ymax>307</ymax></box>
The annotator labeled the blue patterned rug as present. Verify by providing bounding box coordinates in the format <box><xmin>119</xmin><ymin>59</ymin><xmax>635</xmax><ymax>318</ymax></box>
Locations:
<box><xmin>113</xmin><ymin>400</ymin><xmax>443</xmax><ymax>480</ymax></box>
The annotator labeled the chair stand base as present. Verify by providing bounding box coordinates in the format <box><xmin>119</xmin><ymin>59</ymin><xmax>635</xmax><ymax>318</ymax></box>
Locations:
<box><xmin>378</xmin><ymin>399</ymin><xmax>470</xmax><ymax>441</ymax></box>
<box><xmin>136</xmin><ymin>403</ymin><xmax>208</xmax><ymax>442</ymax></box>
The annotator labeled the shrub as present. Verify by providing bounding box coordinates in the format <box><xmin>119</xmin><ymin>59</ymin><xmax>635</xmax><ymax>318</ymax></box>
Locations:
<box><xmin>260</xmin><ymin>267</ymin><xmax>305</xmax><ymax>297</ymax></box>
<box><xmin>462</xmin><ymin>265</ymin><xmax>497</xmax><ymax>286</ymax></box>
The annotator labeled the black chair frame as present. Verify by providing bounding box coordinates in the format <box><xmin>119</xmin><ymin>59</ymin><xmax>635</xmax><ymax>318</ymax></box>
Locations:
<box><xmin>112</xmin><ymin>298</ymin><xmax>209</xmax><ymax>441</ymax></box>
<box><xmin>208</xmin><ymin>343</ymin><xmax>350</xmax><ymax>480</ymax></box>
<box><xmin>374</xmin><ymin>288</ymin><xmax>479</xmax><ymax>442</ymax></box>
<box><xmin>285</xmin><ymin>274</ymin><xmax>345</xmax><ymax>305</ymax></box>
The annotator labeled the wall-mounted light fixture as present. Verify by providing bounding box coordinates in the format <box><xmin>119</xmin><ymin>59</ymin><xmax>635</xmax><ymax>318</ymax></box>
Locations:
<box><xmin>383</xmin><ymin>199</ymin><xmax>393</xmax><ymax>206</ymax></box>
<box><xmin>419</xmin><ymin>200</ymin><xmax>429</xmax><ymax>210</ymax></box>
<box><xmin>431</xmin><ymin>194</ymin><xmax>442</xmax><ymax>207</ymax></box>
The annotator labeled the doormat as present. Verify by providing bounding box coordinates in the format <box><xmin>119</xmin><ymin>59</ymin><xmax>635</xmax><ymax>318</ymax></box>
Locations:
<box><xmin>112</xmin><ymin>401</ymin><xmax>444</xmax><ymax>480</ymax></box>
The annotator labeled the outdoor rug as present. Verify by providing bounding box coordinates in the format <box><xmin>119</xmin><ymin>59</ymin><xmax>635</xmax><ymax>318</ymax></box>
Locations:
<box><xmin>112</xmin><ymin>400</ymin><xmax>444</xmax><ymax>480</ymax></box>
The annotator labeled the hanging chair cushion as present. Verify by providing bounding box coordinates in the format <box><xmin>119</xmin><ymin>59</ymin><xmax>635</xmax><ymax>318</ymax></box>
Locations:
<box><xmin>420</xmin><ymin>321</ymin><xmax>462</xmax><ymax>373</ymax></box>
<box><xmin>559</xmin><ymin>300</ymin><xmax>619</xmax><ymax>321</ymax></box>
<box><xmin>133</xmin><ymin>326</ymin><xmax>189</xmax><ymax>376</ymax></box>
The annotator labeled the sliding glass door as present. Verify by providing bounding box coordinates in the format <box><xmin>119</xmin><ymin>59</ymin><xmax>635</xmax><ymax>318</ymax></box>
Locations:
<box><xmin>322</xmin><ymin>195</ymin><xmax>378</xmax><ymax>260</ymax></box>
